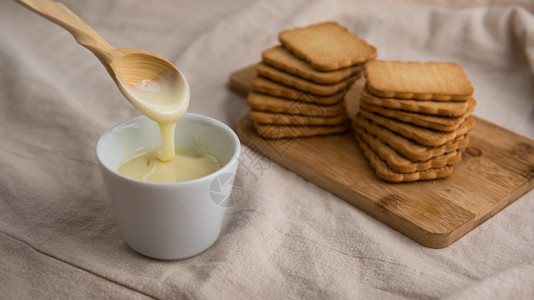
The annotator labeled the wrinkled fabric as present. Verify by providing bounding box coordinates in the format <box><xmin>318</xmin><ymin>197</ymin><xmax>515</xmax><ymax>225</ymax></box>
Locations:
<box><xmin>0</xmin><ymin>0</ymin><xmax>533</xmax><ymax>299</ymax></box>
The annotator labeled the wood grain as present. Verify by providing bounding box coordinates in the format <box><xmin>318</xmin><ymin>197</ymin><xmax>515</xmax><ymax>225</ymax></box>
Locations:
<box><xmin>230</xmin><ymin>65</ymin><xmax>534</xmax><ymax>248</ymax></box>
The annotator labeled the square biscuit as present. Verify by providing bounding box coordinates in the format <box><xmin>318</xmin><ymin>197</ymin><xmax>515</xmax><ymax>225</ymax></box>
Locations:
<box><xmin>249</xmin><ymin>110</ymin><xmax>348</xmax><ymax>126</ymax></box>
<box><xmin>256</xmin><ymin>63</ymin><xmax>360</xmax><ymax>96</ymax></box>
<box><xmin>250</xmin><ymin>76</ymin><xmax>346</xmax><ymax>105</ymax></box>
<box><xmin>364</xmin><ymin>60</ymin><xmax>474</xmax><ymax>101</ymax></box>
<box><xmin>360</xmin><ymin>88</ymin><xmax>472</xmax><ymax>117</ymax></box>
<box><xmin>359</xmin><ymin>108</ymin><xmax>475</xmax><ymax>147</ymax></box>
<box><xmin>355</xmin><ymin>133</ymin><xmax>455</xmax><ymax>182</ymax></box>
<box><xmin>262</xmin><ymin>45</ymin><xmax>362</xmax><ymax>84</ymax></box>
<box><xmin>279</xmin><ymin>21</ymin><xmax>377</xmax><ymax>71</ymax></box>
<box><xmin>355</xmin><ymin>126</ymin><xmax>462</xmax><ymax>174</ymax></box>
<box><xmin>359</xmin><ymin>98</ymin><xmax>476</xmax><ymax>132</ymax></box>
<box><xmin>254</xmin><ymin>121</ymin><xmax>350</xmax><ymax>139</ymax></box>
<box><xmin>247</xmin><ymin>92</ymin><xmax>345</xmax><ymax>117</ymax></box>
<box><xmin>353</xmin><ymin>114</ymin><xmax>469</xmax><ymax>161</ymax></box>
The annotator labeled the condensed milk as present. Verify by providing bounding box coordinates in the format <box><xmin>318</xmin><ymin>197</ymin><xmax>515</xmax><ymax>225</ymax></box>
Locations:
<box><xmin>117</xmin><ymin>72</ymin><xmax>220</xmax><ymax>183</ymax></box>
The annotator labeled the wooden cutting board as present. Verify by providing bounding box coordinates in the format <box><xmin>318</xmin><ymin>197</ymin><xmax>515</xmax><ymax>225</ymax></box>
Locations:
<box><xmin>229</xmin><ymin>65</ymin><xmax>534</xmax><ymax>248</ymax></box>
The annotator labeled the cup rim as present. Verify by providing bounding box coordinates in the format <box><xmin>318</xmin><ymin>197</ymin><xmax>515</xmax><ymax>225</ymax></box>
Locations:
<box><xmin>96</xmin><ymin>113</ymin><xmax>241</xmax><ymax>186</ymax></box>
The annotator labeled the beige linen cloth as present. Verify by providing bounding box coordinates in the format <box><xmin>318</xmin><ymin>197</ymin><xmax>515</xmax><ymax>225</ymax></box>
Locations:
<box><xmin>1</xmin><ymin>0</ymin><xmax>533</xmax><ymax>299</ymax></box>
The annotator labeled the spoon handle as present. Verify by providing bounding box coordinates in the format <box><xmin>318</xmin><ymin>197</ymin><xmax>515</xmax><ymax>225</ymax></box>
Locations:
<box><xmin>14</xmin><ymin>0</ymin><xmax>116</xmax><ymax>63</ymax></box>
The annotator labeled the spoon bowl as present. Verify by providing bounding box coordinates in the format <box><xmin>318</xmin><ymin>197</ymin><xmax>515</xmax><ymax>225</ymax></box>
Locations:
<box><xmin>111</xmin><ymin>51</ymin><xmax>179</xmax><ymax>84</ymax></box>
<box><xmin>112</xmin><ymin>49</ymin><xmax>190</xmax><ymax>123</ymax></box>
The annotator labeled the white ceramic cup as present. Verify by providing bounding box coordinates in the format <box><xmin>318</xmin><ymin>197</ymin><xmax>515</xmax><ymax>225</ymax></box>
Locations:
<box><xmin>96</xmin><ymin>113</ymin><xmax>240</xmax><ymax>260</ymax></box>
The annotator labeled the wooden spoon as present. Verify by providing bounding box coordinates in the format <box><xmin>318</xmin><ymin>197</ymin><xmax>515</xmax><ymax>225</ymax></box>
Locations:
<box><xmin>15</xmin><ymin>0</ymin><xmax>190</xmax><ymax>123</ymax></box>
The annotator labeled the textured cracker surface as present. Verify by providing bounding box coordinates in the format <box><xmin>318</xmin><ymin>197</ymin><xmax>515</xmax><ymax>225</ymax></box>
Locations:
<box><xmin>249</xmin><ymin>110</ymin><xmax>348</xmax><ymax>126</ymax></box>
<box><xmin>359</xmin><ymin>109</ymin><xmax>475</xmax><ymax>146</ymax></box>
<box><xmin>359</xmin><ymin>98</ymin><xmax>476</xmax><ymax>131</ymax></box>
<box><xmin>279</xmin><ymin>21</ymin><xmax>377</xmax><ymax>71</ymax></box>
<box><xmin>253</xmin><ymin>121</ymin><xmax>349</xmax><ymax>139</ymax></box>
<box><xmin>364</xmin><ymin>60</ymin><xmax>474</xmax><ymax>100</ymax></box>
<box><xmin>353</xmin><ymin>114</ymin><xmax>469</xmax><ymax>161</ymax></box>
<box><xmin>355</xmin><ymin>126</ymin><xmax>462</xmax><ymax>173</ymax></box>
<box><xmin>262</xmin><ymin>45</ymin><xmax>362</xmax><ymax>84</ymax></box>
<box><xmin>246</xmin><ymin>92</ymin><xmax>345</xmax><ymax>117</ymax></box>
<box><xmin>360</xmin><ymin>88</ymin><xmax>471</xmax><ymax>117</ymax></box>
<box><xmin>256</xmin><ymin>63</ymin><xmax>359</xmax><ymax>96</ymax></box>
<box><xmin>250</xmin><ymin>77</ymin><xmax>346</xmax><ymax>105</ymax></box>
<box><xmin>355</xmin><ymin>134</ymin><xmax>455</xmax><ymax>182</ymax></box>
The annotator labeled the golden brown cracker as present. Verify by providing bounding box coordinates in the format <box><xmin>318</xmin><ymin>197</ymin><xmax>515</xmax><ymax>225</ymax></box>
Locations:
<box><xmin>254</xmin><ymin>121</ymin><xmax>350</xmax><ymax>139</ymax></box>
<box><xmin>364</xmin><ymin>60</ymin><xmax>474</xmax><ymax>101</ymax></box>
<box><xmin>359</xmin><ymin>98</ymin><xmax>476</xmax><ymax>132</ymax></box>
<box><xmin>279</xmin><ymin>21</ymin><xmax>377</xmax><ymax>71</ymax></box>
<box><xmin>256</xmin><ymin>63</ymin><xmax>359</xmax><ymax>96</ymax></box>
<box><xmin>354</xmin><ymin>114</ymin><xmax>470</xmax><ymax>161</ymax></box>
<box><xmin>250</xmin><ymin>76</ymin><xmax>345</xmax><ymax>105</ymax></box>
<box><xmin>355</xmin><ymin>126</ymin><xmax>462</xmax><ymax>173</ymax></box>
<box><xmin>355</xmin><ymin>133</ymin><xmax>455</xmax><ymax>182</ymax></box>
<box><xmin>262</xmin><ymin>45</ymin><xmax>362</xmax><ymax>84</ymax></box>
<box><xmin>359</xmin><ymin>108</ymin><xmax>475</xmax><ymax>147</ymax></box>
<box><xmin>247</xmin><ymin>92</ymin><xmax>344</xmax><ymax>117</ymax></box>
<box><xmin>249</xmin><ymin>110</ymin><xmax>348</xmax><ymax>126</ymax></box>
<box><xmin>360</xmin><ymin>88</ymin><xmax>472</xmax><ymax>117</ymax></box>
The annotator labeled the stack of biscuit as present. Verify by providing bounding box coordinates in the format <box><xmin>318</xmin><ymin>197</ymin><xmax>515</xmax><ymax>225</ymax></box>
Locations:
<box><xmin>354</xmin><ymin>60</ymin><xmax>476</xmax><ymax>182</ymax></box>
<box><xmin>247</xmin><ymin>21</ymin><xmax>377</xmax><ymax>139</ymax></box>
